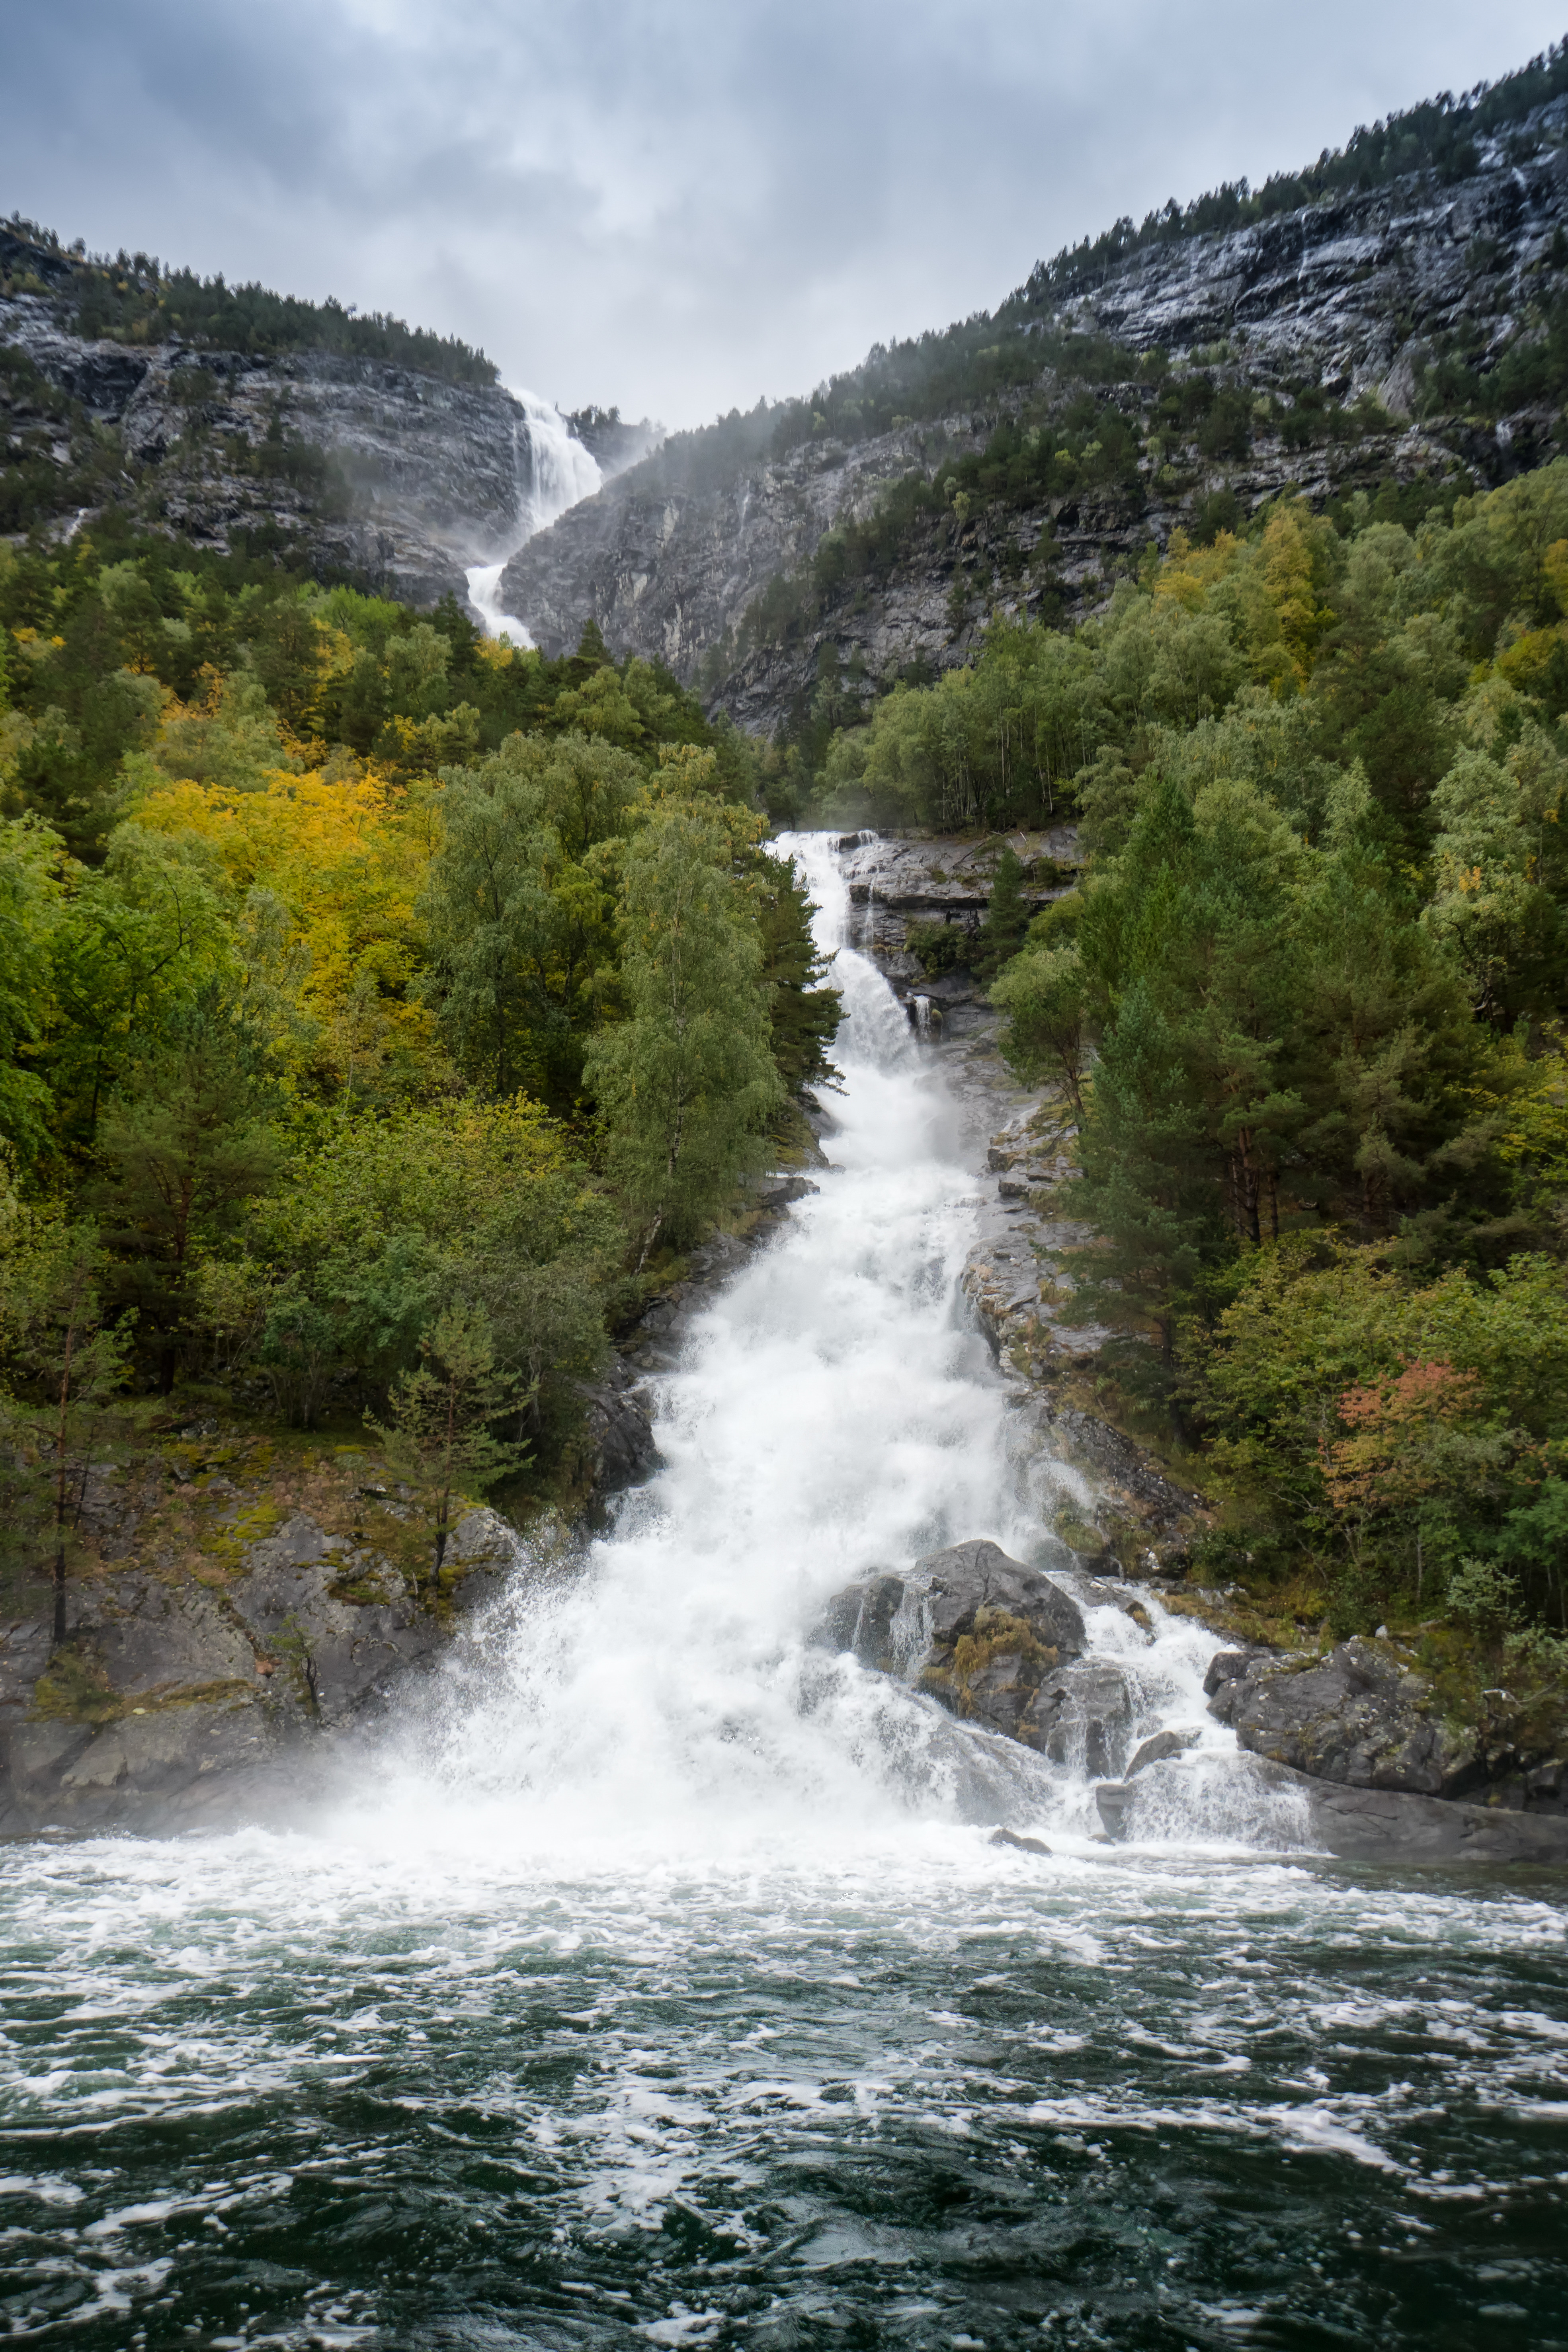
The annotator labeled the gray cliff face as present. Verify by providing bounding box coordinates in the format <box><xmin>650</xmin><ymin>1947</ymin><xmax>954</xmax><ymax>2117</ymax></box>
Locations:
<box><xmin>498</xmin><ymin>416</ymin><xmax>973</xmax><ymax>675</ymax></box>
<box><xmin>498</xmin><ymin>102</ymin><xmax>1568</xmax><ymax>732</ymax></box>
<box><xmin>0</xmin><ymin>1505</ymin><xmax>516</xmax><ymax>1834</ymax></box>
<box><xmin>0</xmin><ymin>295</ymin><xmax>541</xmax><ymax>605</ymax></box>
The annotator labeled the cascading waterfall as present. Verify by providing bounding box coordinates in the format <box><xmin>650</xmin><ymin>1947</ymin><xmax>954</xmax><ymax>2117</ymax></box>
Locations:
<box><xmin>4</xmin><ymin>833</ymin><xmax>1560</xmax><ymax>2350</ymax></box>
<box><xmin>365</xmin><ymin>830</ymin><xmax>1286</xmax><ymax>1863</ymax></box>
<box><xmin>465</xmin><ymin>391</ymin><xmax>603</xmax><ymax>645</ymax></box>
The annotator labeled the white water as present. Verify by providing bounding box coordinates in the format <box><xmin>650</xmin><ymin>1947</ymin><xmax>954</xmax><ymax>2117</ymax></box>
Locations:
<box><xmin>465</xmin><ymin>389</ymin><xmax>603</xmax><ymax>645</ymax></box>
<box><xmin>345</xmin><ymin>830</ymin><xmax>1284</xmax><ymax>1869</ymax></box>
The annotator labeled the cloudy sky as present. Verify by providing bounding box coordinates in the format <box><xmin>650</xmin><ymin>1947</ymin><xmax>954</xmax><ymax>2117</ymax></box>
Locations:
<box><xmin>9</xmin><ymin>2</ymin><xmax>1565</xmax><ymax>427</ymax></box>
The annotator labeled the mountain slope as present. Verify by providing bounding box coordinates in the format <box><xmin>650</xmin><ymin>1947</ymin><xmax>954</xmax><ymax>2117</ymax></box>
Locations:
<box><xmin>500</xmin><ymin>61</ymin><xmax>1568</xmax><ymax>734</ymax></box>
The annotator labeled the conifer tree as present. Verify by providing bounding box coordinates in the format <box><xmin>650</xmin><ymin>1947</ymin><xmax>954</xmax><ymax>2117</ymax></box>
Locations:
<box><xmin>584</xmin><ymin>797</ymin><xmax>783</xmax><ymax>1257</ymax></box>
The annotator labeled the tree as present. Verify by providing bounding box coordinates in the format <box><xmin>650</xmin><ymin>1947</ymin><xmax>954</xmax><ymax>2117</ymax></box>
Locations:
<box><xmin>752</xmin><ymin>851</ymin><xmax>842</xmax><ymax>1089</ymax></box>
<box><xmin>992</xmin><ymin>941</ymin><xmax>1088</xmax><ymax>1126</ymax></box>
<box><xmin>0</xmin><ymin>1208</ymin><xmax>131</xmax><ymax>1642</ymax></box>
<box><xmin>92</xmin><ymin>1001</ymin><xmax>279</xmax><ymax>1392</ymax></box>
<box><xmin>972</xmin><ymin>843</ymin><xmax>1033</xmax><ymax>979</ymax></box>
<box><xmin>366</xmin><ymin>1305</ymin><xmax>529</xmax><ymax>1591</ymax></box>
<box><xmin>583</xmin><ymin>797</ymin><xmax>783</xmax><ymax>1255</ymax></box>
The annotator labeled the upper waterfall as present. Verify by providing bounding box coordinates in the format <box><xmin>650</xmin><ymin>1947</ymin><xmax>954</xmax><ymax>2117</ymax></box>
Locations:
<box><xmin>466</xmin><ymin>390</ymin><xmax>603</xmax><ymax>646</ymax></box>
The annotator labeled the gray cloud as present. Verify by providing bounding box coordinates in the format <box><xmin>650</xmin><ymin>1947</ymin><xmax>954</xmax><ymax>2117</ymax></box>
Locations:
<box><xmin>9</xmin><ymin>0</ymin><xmax>1565</xmax><ymax>424</ymax></box>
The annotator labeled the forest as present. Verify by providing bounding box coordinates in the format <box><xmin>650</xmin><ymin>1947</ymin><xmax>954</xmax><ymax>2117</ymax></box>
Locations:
<box><xmin>818</xmin><ymin>461</ymin><xmax>1568</xmax><ymax>1645</ymax></box>
<box><xmin>0</xmin><ymin>523</ymin><xmax>840</xmax><ymax>1594</ymax></box>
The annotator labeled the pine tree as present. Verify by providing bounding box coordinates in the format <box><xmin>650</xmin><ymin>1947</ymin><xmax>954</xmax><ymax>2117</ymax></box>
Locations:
<box><xmin>366</xmin><ymin>1305</ymin><xmax>529</xmax><ymax>1592</ymax></box>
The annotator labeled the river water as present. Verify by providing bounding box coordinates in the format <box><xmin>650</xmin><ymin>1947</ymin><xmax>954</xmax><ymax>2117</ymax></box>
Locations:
<box><xmin>3</xmin><ymin>840</ymin><xmax>1565</xmax><ymax>2348</ymax></box>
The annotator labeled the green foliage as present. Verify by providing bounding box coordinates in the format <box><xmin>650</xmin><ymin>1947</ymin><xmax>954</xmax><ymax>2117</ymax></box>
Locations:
<box><xmin>0</xmin><ymin>1202</ymin><xmax>134</xmax><ymax>1635</ymax></box>
<box><xmin>0</xmin><ymin>517</ymin><xmax>836</xmax><ymax>1480</ymax></box>
<box><xmin>584</xmin><ymin>796</ymin><xmax>785</xmax><ymax>1252</ymax></box>
<box><xmin>752</xmin><ymin>853</ymin><xmax>843</xmax><ymax>1090</ymax></box>
<box><xmin>239</xmin><ymin>1098</ymin><xmax>619</xmax><ymax>1436</ymax></box>
<box><xmin>991</xmin><ymin>941</ymin><xmax>1087</xmax><ymax>1125</ymax></box>
<box><xmin>366</xmin><ymin>1305</ymin><xmax>529</xmax><ymax>1590</ymax></box>
<box><xmin>972</xmin><ymin>844</ymin><xmax>1033</xmax><ymax>979</ymax></box>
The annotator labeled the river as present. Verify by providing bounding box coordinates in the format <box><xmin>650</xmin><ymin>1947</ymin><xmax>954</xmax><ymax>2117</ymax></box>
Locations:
<box><xmin>1</xmin><ymin>838</ymin><xmax>1564</xmax><ymax>2348</ymax></box>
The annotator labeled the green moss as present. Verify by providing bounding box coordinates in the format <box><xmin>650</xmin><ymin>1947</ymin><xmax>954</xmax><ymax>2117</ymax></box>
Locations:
<box><xmin>31</xmin><ymin>1642</ymin><xmax>120</xmax><ymax>1725</ymax></box>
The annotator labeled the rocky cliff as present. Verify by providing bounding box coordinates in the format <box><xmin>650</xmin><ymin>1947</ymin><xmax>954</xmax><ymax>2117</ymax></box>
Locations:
<box><xmin>498</xmin><ymin>96</ymin><xmax>1568</xmax><ymax>733</ymax></box>
<box><xmin>0</xmin><ymin>291</ymin><xmax>539</xmax><ymax>603</ymax></box>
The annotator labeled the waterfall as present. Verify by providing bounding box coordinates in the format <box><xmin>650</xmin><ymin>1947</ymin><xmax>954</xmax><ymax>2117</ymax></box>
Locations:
<box><xmin>465</xmin><ymin>390</ymin><xmax>603</xmax><ymax>646</ymax></box>
<box><xmin>365</xmin><ymin>831</ymin><xmax>1285</xmax><ymax>1864</ymax></box>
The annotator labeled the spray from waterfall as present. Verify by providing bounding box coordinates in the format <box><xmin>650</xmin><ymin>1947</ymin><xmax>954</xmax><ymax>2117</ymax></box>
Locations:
<box><xmin>466</xmin><ymin>390</ymin><xmax>603</xmax><ymax>646</ymax></box>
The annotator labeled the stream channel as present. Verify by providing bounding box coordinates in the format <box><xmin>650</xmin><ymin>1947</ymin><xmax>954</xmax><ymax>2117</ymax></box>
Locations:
<box><xmin>2</xmin><ymin>838</ymin><xmax>1566</xmax><ymax>2348</ymax></box>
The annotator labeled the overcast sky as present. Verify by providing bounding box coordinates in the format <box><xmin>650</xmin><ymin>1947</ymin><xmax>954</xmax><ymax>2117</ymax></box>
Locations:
<box><xmin>8</xmin><ymin>2</ymin><xmax>1565</xmax><ymax>427</ymax></box>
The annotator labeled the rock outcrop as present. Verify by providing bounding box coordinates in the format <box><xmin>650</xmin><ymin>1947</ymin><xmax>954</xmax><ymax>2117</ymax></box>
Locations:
<box><xmin>0</xmin><ymin>1503</ymin><xmax>515</xmax><ymax>1834</ymax></box>
<box><xmin>812</xmin><ymin>1537</ymin><xmax>1149</xmax><ymax>1767</ymax></box>
<box><xmin>1096</xmin><ymin>1755</ymin><xmax>1568</xmax><ymax>1866</ymax></box>
<box><xmin>1207</xmin><ymin>1637</ymin><xmax>1568</xmax><ymax>1813</ymax></box>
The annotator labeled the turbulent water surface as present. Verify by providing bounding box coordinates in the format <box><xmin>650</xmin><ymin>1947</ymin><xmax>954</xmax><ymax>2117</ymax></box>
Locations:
<box><xmin>4</xmin><ymin>840</ymin><xmax>1566</xmax><ymax>2349</ymax></box>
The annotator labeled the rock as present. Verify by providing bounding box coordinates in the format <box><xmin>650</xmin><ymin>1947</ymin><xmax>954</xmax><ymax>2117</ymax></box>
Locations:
<box><xmin>1096</xmin><ymin>1754</ymin><xmax>1568</xmax><ymax>1861</ymax></box>
<box><xmin>230</xmin><ymin>1513</ymin><xmax>447</xmax><ymax>1725</ymax></box>
<box><xmin>1288</xmin><ymin>1764</ymin><xmax>1568</xmax><ymax>1865</ymax></box>
<box><xmin>1095</xmin><ymin>1782</ymin><xmax>1137</xmax><ymax>1839</ymax></box>
<box><xmin>808</xmin><ymin>1573</ymin><xmax>908</xmax><ymax>1671</ymax></box>
<box><xmin>1127</xmin><ymin>1727</ymin><xmax>1202</xmax><ymax>1777</ymax></box>
<box><xmin>6</xmin><ymin>1719</ymin><xmax>95</xmax><ymax>1789</ymax></box>
<box><xmin>1203</xmin><ymin>1648</ymin><xmax>1261</xmax><ymax>1698</ymax></box>
<box><xmin>1026</xmin><ymin>1659</ymin><xmax>1135</xmax><ymax>1776</ymax></box>
<box><xmin>72</xmin><ymin>1569</ymin><xmax>260</xmax><ymax>1700</ymax></box>
<box><xmin>576</xmin><ymin>1374</ymin><xmax>659</xmax><ymax>1496</ymax></box>
<box><xmin>989</xmin><ymin>1827</ymin><xmax>1051</xmax><ymax>1855</ymax></box>
<box><xmin>1209</xmin><ymin>1637</ymin><xmax>1486</xmax><ymax>1798</ymax></box>
<box><xmin>913</xmin><ymin>1539</ymin><xmax>1087</xmax><ymax>1658</ymax></box>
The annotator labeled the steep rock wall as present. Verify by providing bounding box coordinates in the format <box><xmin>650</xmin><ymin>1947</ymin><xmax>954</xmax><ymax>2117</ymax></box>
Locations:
<box><xmin>499</xmin><ymin>101</ymin><xmax>1568</xmax><ymax>732</ymax></box>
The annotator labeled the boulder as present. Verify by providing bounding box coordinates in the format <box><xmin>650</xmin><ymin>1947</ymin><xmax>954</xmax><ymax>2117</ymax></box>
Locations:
<box><xmin>1095</xmin><ymin>1757</ymin><xmax>1568</xmax><ymax>1862</ymax></box>
<box><xmin>990</xmin><ymin>1827</ymin><xmax>1051</xmax><ymax>1855</ymax></box>
<box><xmin>1209</xmin><ymin>1638</ymin><xmax>1486</xmax><ymax>1798</ymax></box>
<box><xmin>230</xmin><ymin>1513</ymin><xmax>448</xmax><ymax>1725</ymax></box>
<box><xmin>1127</xmin><ymin>1726</ymin><xmax>1202</xmax><ymax>1777</ymax></box>
<box><xmin>811</xmin><ymin>1540</ymin><xmax>1107</xmax><ymax>1757</ymax></box>
<box><xmin>576</xmin><ymin>1374</ymin><xmax>659</xmax><ymax>1496</ymax></box>
<box><xmin>1024</xmin><ymin>1659</ymin><xmax>1135</xmax><ymax>1776</ymax></box>
<box><xmin>913</xmin><ymin>1539</ymin><xmax>1086</xmax><ymax>1658</ymax></box>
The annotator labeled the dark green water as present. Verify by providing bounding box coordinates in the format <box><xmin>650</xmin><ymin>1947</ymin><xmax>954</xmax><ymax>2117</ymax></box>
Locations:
<box><xmin>2</xmin><ymin>1835</ymin><xmax>1565</xmax><ymax>2350</ymax></box>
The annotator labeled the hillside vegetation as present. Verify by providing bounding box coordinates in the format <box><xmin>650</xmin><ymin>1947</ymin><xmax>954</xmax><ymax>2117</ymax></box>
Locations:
<box><xmin>825</xmin><ymin>459</ymin><xmax>1568</xmax><ymax>1650</ymax></box>
<box><xmin>0</xmin><ymin>523</ymin><xmax>839</xmax><ymax>1605</ymax></box>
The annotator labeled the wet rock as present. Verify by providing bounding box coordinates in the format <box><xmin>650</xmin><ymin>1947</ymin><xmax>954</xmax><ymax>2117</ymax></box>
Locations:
<box><xmin>1209</xmin><ymin>1638</ymin><xmax>1485</xmax><ymax>1798</ymax></box>
<box><xmin>72</xmin><ymin>1571</ymin><xmax>259</xmax><ymax>1701</ymax></box>
<box><xmin>813</xmin><ymin>1540</ymin><xmax>1104</xmax><ymax>1758</ymax></box>
<box><xmin>1203</xmin><ymin>1648</ymin><xmax>1263</xmax><ymax>1698</ymax></box>
<box><xmin>230</xmin><ymin>1513</ymin><xmax>449</xmax><ymax>1726</ymax></box>
<box><xmin>0</xmin><ymin>1503</ymin><xmax>514</xmax><ymax>1831</ymax></box>
<box><xmin>914</xmin><ymin>1539</ymin><xmax>1087</xmax><ymax>1659</ymax></box>
<box><xmin>1284</xmin><ymin>1763</ymin><xmax>1568</xmax><ymax>1865</ymax></box>
<box><xmin>1127</xmin><ymin>1727</ymin><xmax>1202</xmax><ymax>1777</ymax></box>
<box><xmin>808</xmin><ymin>1574</ymin><xmax>907</xmax><ymax>1671</ymax></box>
<box><xmin>1025</xmin><ymin>1659</ymin><xmax>1135</xmax><ymax>1777</ymax></box>
<box><xmin>989</xmin><ymin>1827</ymin><xmax>1051</xmax><ymax>1855</ymax></box>
<box><xmin>576</xmin><ymin>1373</ymin><xmax>659</xmax><ymax>1496</ymax></box>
